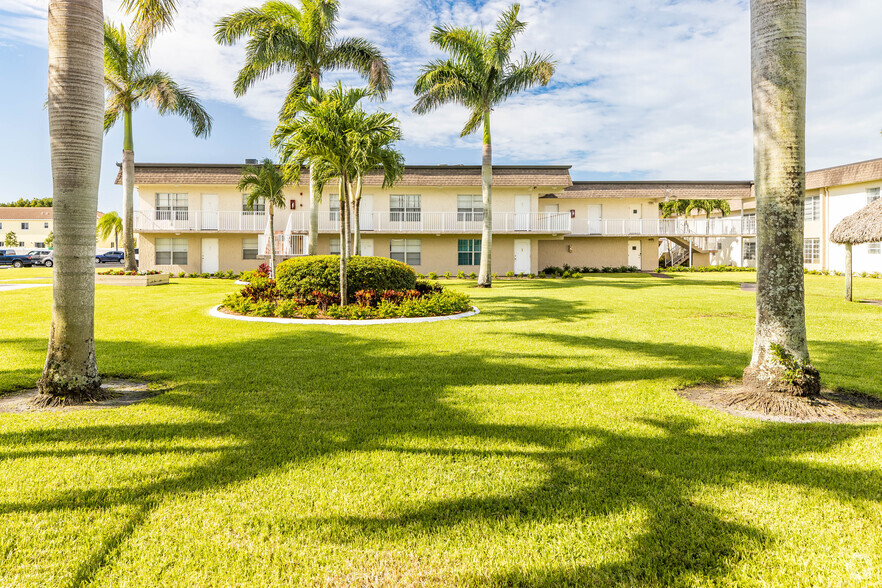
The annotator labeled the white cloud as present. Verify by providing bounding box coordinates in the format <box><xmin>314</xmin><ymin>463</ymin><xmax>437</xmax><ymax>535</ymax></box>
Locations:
<box><xmin>2</xmin><ymin>0</ymin><xmax>881</xmax><ymax>180</ymax></box>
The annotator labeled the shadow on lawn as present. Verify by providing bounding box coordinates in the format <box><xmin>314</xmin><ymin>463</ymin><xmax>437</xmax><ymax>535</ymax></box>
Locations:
<box><xmin>1</xmin><ymin>330</ymin><xmax>880</xmax><ymax>586</ymax></box>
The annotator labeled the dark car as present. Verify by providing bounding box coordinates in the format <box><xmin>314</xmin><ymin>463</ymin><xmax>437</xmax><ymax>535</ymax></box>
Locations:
<box><xmin>0</xmin><ymin>249</ymin><xmax>35</xmax><ymax>268</ymax></box>
<box><xmin>96</xmin><ymin>251</ymin><xmax>125</xmax><ymax>263</ymax></box>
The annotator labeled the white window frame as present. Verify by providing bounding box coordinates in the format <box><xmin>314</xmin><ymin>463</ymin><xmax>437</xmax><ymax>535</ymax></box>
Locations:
<box><xmin>868</xmin><ymin>187</ymin><xmax>880</xmax><ymax>204</ymax></box>
<box><xmin>44</xmin><ymin>222</ymin><xmax>49</xmax><ymax>229</ymax></box>
<box><xmin>743</xmin><ymin>238</ymin><xmax>757</xmax><ymax>261</ymax></box>
<box><xmin>458</xmin><ymin>239</ymin><xmax>481</xmax><ymax>266</ymax></box>
<box><xmin>869</xmin><ymin>243</ymin><xmax>881</xmax><ymax>255</ymax></box>
<box><xmin>242</xmin><ymin>237</ymin><xmax>258</xmax><ymax>260</ymax></box>
<box><xmin>742</xmin><ymin>213</ymin><xmax>756</xmax><ymax>234</ymax></box>
<box><xmin>457</xmin><ymin>195</ymin><xmax>483</xmax><ymax>222</ymax></box>
<box><xmin>329</xmin><ymin>197</ymin><xmax>341</xmax><ymax>222</ymax></box>
<box><xmin>329</xmin><ymin>237</ymin><xmax>341</xmax><ymax>255</ymax></box>
<box><xmin>242</xmin><ymin>194</ymin><xmax>266</xmax><ymax>213</ymax></box>
<box><xmin>21</xmin><ymin>222</ymin><xmax>28</xmax><ymax>230</ymax></box>
<box><xmin>156</xmin><ymin>193</ymin><xmax>189</xmax><ymax>221</ymax></box>
<box><xmin>803</xmin><ymin>238</ymin><xmax>820</xmax><ymax>264</ymax></box>
<box><xmin>804</xmin><ymin>195</ymin><xmax>820</xmax><ymax>222</ymax></box>
<box><xmin>390</xmin><ymin>194</ymin><xmax>421</xmax><ymax>222</ymax></box>
<box><xmin>390</xmin><ymin>239</ymin><xmax>420</xmax><ymax>266</ymax></box>
<box><xmin>156</xmin><ymin>238</ymin><xmax>188</xmax><ymax>265</ymax></box>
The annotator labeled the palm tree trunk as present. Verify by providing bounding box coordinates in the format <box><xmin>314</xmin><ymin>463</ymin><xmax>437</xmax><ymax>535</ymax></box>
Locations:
<box><xmin>308</xmin><ymin>166</ymin><xmax>319</xmax><ymax>255</ymax></box>
<box><xmin>269</xmin><ymin>205</ymin><xmax>276</xmax><ymax>278</ymax></box>
<box><xmin>38</xmin><ymin>0</ymin><xmax>104</xmax><ymax>404</ymax></box>
<box><xmin>477</xmin><ymin>110</ymin><xmax>493</xmax><ymax>287</ymax></box>
<box><xmin>352</xmin><ymin>175</ymin><xmax>363</xmax><ymax>256</ymax></box>
<box><xmin>743</xmin><ymin>0</ymin><xmax>819</xmax><ymax>397</ymax></box>
<box><xmin>345</xmin><ymin>181</ymin><xmax>354</xmax><ymax>257</ymax></box>
<box><xmin>122</xmin><ymin>108</ymin><xmax>137</xmax><ymax>271</ymax></box>
<box><xmin>338</xmin><ymin>176</ymin><xmax>348</xmax><ymax>305</ymax></box>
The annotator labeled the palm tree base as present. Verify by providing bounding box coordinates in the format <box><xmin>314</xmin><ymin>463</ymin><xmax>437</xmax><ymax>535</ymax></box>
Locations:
<box><xmin>35</xmin><ymin>373</ymin><xmax>106</xmax><ymax>406</ymax></box>
<box><xmin>742</xmin><ymin>364</ymin><xmax>821</xmax><ymax>398</ymax></box>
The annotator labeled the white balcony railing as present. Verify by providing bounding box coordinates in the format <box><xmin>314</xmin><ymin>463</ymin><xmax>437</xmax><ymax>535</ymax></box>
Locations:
<box><xmin>569</xmin><ymin>217</ymin><xmax>757</xmax><ymax>237</ymax></box>
<box><xmin>133</xmin><ymin>210</ymin><xmax>268</xmax><ymax>232</ymax></box>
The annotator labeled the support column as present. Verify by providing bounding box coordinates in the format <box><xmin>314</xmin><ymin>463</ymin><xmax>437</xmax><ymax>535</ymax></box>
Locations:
<box><xmin>845</xmin><ymin>242</ymin><xmax>853</xmax><ymax>302</ymax></box>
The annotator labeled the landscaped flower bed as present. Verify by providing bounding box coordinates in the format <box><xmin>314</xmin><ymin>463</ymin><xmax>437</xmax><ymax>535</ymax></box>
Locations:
<box><xmin>98</xmin><ymin>269</ymin><xmax>163</xmax><ymax>276</ymax></box>
<box><xmin>220</xmin><ymin>256</ymin><xmax>472</xmax><ymax>320</ymax></box>
<box><xmin>96</xmin><ymin>270</ymin><xmax>169</xmax><ymax>286</ymax></box>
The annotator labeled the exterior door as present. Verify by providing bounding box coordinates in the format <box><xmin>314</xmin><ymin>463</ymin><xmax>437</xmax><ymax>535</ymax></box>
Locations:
<box><xmin>543</xmin><ymin>203</ymin><xmax>559</xmax><ymax>232</ymax></box>
<box><xmin>202</xmin><ymin>238</ymin><xmax>219</xmax><ymax>273</ymax></box>
<box><xmin>202</xmin><ymin>194</ymin><xmax>218</xmax><ymax>230</ymax></box>
<box><xmin>361</xmin><ymin>238</ymin><xmax>374</xmax><ymax>257</ymax></box>
<box><xmin>513</xmin><ymin>239</ymin><xmax>531</xmax><ymax>274</ymax></box>
<box><xmin>627</xmin><ymin>240</ymin><xmax>642</xmax><ymax>269</ymax></box>
<box><xmin>588</xmin><ymin>204</ymin><xmax>602</xmax><ymax>235</ymax></box>
<box><xmin>360</xmin><ymin>194</ymin><xmax>373</xmax><ymax>231</ymax></box>
<box><xmin>515</xmin><ymin>194</ymin><xmax>531</xmax><ymax>231</ymax></box>
<box><xmin>628</xmin><ymin>204</ymin><xmax>641</xmax><ymax>234</ymax></box>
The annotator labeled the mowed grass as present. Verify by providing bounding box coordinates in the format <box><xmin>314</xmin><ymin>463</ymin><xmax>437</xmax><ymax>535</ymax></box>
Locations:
<box><xmin>1</xmin><ymin>271</ymin><xmax>881</xmax><ymax>586</ymax></box>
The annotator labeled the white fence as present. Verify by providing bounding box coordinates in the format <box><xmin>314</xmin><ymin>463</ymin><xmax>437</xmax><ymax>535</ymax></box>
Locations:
<box><xmin>570</xmin><ymin>217</ymin><xmax>756</xmax><ymax>237</ymax></box>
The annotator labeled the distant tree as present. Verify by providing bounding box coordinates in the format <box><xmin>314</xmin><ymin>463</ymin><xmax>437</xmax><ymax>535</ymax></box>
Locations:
<box><xmin>97</xmin><ymin>211</ymin><xmax>124</xmax><ymax>249</ymax></box>
<box><xmin>4</xmin><ymin>232</ymin><xmax>17</xmax><ymax>247</ymax></box>
<box><xmin>45</xmin><ymin>231</ymin><xmax>54</xmax><ymax>249</ymax></box>
<box><xmin>0</xmin><ymin>197</ymin><xmax>53</xmax><ymax>207</ymax></box>
<box><xmin>237</xmin><ymin>159</ymin><xmax>289</xmax><ymax>277</ymax></box>
<box><xmin>413</xmin><ymin>3</ymin><xmax>556</xmax><ymax>287</ymax></box>
<box><xmin>659</xmin><ymin>199</ymin><xmax>731</xmax><ymax>219</ymax></box>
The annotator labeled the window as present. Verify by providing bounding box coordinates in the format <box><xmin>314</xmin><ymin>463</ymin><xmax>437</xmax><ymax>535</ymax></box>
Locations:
<box><xmin>458</xmin><ymin>239</ymin><xmax>481</xmax><ymax>266</ymax></box>
<box><xmin>742</xmin><ymin>213</ymin><xmax>756</xmax><ymax>234</ymax></box>
<box><xmin>156</xmin><ymin>193</ymin><xmax>188</xmax><ymax>220</ymax></box>
<box><xmin>391</xmin><ymin>239</ymin><xmax>420</xmax><ymax>265</ymax></box>
<box><xmin>803</xmin><ymin>238</ymin><xmax>820</xmax><ymax>264</ymax></box>
<box><xmin>743</xmin><ymin>239</ymin><xmax>756</xmax><ymax>261</ymax></box>
<box><xmin>390</xmin><ymin>194</ymin><xmax>420</xmax><ymax>222</ymax></box>
<box><xmin>329</xmin><ymin>197</ymin><xmax>340</xmax><ymax>222</ymax></box>
<box><xmin>21</xmin><ymin>222</ymin><xmax>29</xmax><ymax>230</ymax></box>
<box><xmin>804</xmin><ymin>195</ymin><xmax>820</xmax><ymax>221</ymax></box>
<box><xmin>457</xmin><ymin>195</ymin><xmax>483</xmax><ymax>221</ymax></box>
<box><xmin>868</xmin><ymin>187</ymin><xmax>880</xmax><ymax>204</ymax></box>
<box><xmin>44</xmin><ymin>222</ymin><xmax>49</xmax><ymax>229</ymax></box>
<box><xmin>155</xmin><ymin>238</ymin><xmax>188</xmax><ymax>265</ymax></box>
<box><xmin>242</xmin><ymin>237</ymin><xmax>258</xmax><ymax>260</ymax></box>
<box><xmin>242</xmin><ymin>194</ymin><xmax>265</xmax><ymax>212</ymax></box>
<box><xmin>329</xmin><ymin>237</ymin><xmax>341</xmax><ymax>255</ymax></box>
<box><xmin>869</xmin><ymin>243</ymin><xmax>881</xmax><ymax>255</ymax></box>
<box><xmin>34</xmin><ymin>242</ymin><xmax>44</xmax><ymax>248</ymax></box>
<box><xmin>18</xmin><ymin>242</ymin><xmax>23</xmax><ymax>247</ymax></box>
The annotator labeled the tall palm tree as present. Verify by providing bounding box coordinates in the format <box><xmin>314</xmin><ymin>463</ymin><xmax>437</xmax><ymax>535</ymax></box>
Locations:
<box><xmin>274</xmin><ymin>83</ymin><xmax>398</xmax><ymax>303</ymax></box>
<box><xmin>413</xmin><ymin>3</ymin><xmax>555</xmax><ymax>287</ymax></box>
<box><xmin>40</xmin><ymin>0</ymin><xmax>179</xmax><ymax>405</ymax></box>
<box><xmin>237</xmin><ymin>159</ymin><xmax>289</xmax><ymax>277</ymax></box>
<box><xmin>104</xmin><ymin>20</ymin><xmax>212</xmax><ymax>272</ymax></box>
<box><xmin>743</xmin><ymin>0</ymin><xmax>820</xmax><ymax>397</ymax></box>
<box><xmin>215</xmin><ymin>0</ymin><xmax>393</xmax><ymax>256</ymax></box>
<box><xmin>119</xmin><ymin>0</ymin><xmax>178</xmax><ymax>45</ymax></box>
<box><xmin>97</xmin><ymin>211</ymin><xmax>123</xmax><ymax>249</ymax></box>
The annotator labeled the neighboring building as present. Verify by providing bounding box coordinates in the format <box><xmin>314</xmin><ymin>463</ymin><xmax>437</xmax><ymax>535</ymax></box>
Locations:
<box><xmin>0</xmin><ymin>207</ymin><xmax>53</xmax><ymax>249</ymax></box>
<box><xmin>122</xmin><ymin>158</ymin><xmax>882</xmax><ymax>275</ymax></box>
<box><xmin>125</xmin><ymin>163</ymin><xmax>763</xmax><ymax>275</ymax></box>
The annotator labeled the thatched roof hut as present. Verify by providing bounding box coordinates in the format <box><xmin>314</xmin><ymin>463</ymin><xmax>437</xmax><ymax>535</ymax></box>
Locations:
<box><xmin>830</xmin><ymin>199</ymin><xmax>882</xmax><ymax>244</ymax></box>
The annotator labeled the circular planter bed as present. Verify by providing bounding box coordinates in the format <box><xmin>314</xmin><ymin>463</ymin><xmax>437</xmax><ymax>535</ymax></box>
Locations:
<box><xmin>210</xmin><ymin>304</ymin><xmax>479</xmax><ymax>325</ymax></box>
<box><xmin>96</xmin><ymin>270</ymin><xmax>169</xmax><ymax>287</ymax></box>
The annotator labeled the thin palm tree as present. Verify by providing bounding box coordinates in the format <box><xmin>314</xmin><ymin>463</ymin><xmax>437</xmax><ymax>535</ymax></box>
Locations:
<box><xmin>215</xmin><ymin>0</ymin><xmax>393</xmax><ymax>256</ymax></box>
<box><xmin>274</xmin><ymin>83</ymin><xmax>397</xmax><ymax>303</ymax></box>
<box><xmin>104</xmin><ymin>20</ymin><xmax>212</xmax><ymax>272</ymax></box>
<box><xmin>237</xmin><ymin>159</ymin><xmax>289</xmax><ymax>276</ymax></box>
<box><xmin>413</xmin><ymin>3</ymin><xmax>555</xmax><ymax>287</ymax></box>
<box><xmin>40</xmin><ymin>0</ymin><xmax>179</xmax><ymax>404</ymax></box>
<box><xmin>744</xmin><ymin>0</ymin><xmax>820</xmax><ymax>397</ymax></box>
<box><xmin>97</xmin><ymin>211</ymin><xmax>123</xmax><ymax>249</ymax></box>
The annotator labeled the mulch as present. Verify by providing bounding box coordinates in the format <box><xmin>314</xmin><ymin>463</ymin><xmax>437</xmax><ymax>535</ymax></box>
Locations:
<box><xmin>0</xmin><ymin>380</ymin><xmax>157</xmax><ymax>414</ymax></box>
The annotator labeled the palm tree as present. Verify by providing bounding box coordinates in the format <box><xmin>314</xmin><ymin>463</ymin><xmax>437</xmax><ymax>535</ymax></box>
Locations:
<box><xmin>237</xmin><ymin>159</ymin><xmax>289</xmax><ymax>277</ymax></box>
<box><xmin>97</xmin><ymin>211</ymin><xmax>123</xmax><ymax>249</ymax></box>
<box><xmin>104</xmin><ymin>20</ymin><xmax>212</xmax><ymax>272</ymax></box>
<box><xmin>743</xmin><ymin>0</ymin><xmax>820</xmax><ymax>397</ymax></box>
<box><xmin>274</xmin><ymin>83</ymin><xmax>397</xmax><ymax>303</ymax></box>
<box><xmin>413</xmin><ymin>3</ymin><xmax>555</xmax><ymax>287</ymax></box>
<box><xmin>119</xmin><ymin>0</ymin><xmax>178</xmax><ymax>45</ymax></box>
<box><xmin>40</xmin><ymin>0</ymin><xmax>178</xmax><ymax>404</ymax></box>
<box><xmin>215</xmin><ymin>0</ymin><xmax>393</xmax><ymax>256</ymax></box>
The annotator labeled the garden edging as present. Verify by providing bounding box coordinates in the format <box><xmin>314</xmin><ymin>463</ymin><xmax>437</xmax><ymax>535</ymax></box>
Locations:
<box><xmin>209</xmin><ymin>305</ymin><xmax>479</xmax><ymax>325</ymax></box>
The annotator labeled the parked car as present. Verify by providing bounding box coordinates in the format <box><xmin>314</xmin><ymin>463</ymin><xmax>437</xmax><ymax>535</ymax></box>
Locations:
<box><xmin>27</xmin><ymin>249</ymin><xmax>53</xmax><ymax>266</ymax></box>
<box><xmin>95</xmin><ymin>251</ymin><xmax>125</xmax><ymax>263</ymax></box>
<box><xmin>0</xmin><ymin>249</ymin><xmax>35</xmax><ymax>268</ymax></box>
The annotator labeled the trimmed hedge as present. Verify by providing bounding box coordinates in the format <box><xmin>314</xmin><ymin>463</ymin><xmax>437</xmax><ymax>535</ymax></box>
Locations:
<box><xmin>275</xmin><ymin>255</ymin><xmax>417</xmax><ymax>300</ymax></box>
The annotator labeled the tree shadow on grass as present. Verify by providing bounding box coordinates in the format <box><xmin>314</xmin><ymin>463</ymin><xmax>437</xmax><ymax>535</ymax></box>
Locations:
<box><xmin>0</xmin><ymin>331</ymin><xmax>880</xmax><ymax>585</ymax></box>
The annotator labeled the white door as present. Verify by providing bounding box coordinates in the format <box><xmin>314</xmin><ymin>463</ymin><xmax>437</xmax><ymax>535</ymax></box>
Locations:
<box><xmin>543</xmin><ymin>203</ymin><xmax>559</xmax><ymax>232</ymax></box>
<box><xmin>201</xmin><ymin>238</ymin><xmax>219</xmax><ymax>273</ymax></box>
<box><xmin>515</xmin><ymin>194</ymin><xmax>531</xmax><ymax>231</ymax></box>
<box><xmin>360</xmin><ymin>194</ymin><xmax>373</xmax><ymax>231</ymax></box>
<box><xmin>588</xmin><ymin>204</ymin><xmax>602</xmax><ymax>235</ymax></box>
<box><xmin>202</xmin><ymin>194</ymin><xmax>218</xmax><ymax>230</ymax></box>
<box><xmin>628</xmin><ymin>204</ymin><xmax>641</xmax><ymax>234</ymax></box>
<box><xmin>513</xmin><ymin>239</ymin><xmax>531</xmax><ymax>274</ymax></box>
<box><xmin>361</xmin><ymin>238</ymin><xmax>374</xmax><ymax>257</ymax></box>
<box><xmin>627</xmin><ymin>240</ymin><xmax>642</xmax><ymax>269</ymax></box>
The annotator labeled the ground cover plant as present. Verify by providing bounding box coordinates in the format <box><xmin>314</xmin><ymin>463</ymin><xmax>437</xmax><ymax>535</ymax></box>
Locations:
<box><xmin>222</xmin><ymin>256</ymin><xmax>472</xmax><ymax>320</ymax></box>
<box><xmin>1</xmin><ymin>271</ymin><xmax>882</xmax><ymax>585</ymax></box>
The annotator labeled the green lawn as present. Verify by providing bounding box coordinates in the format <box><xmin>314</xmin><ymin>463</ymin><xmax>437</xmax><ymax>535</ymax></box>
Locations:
<box><xmin>1</xmin><ymin>272</ymin><xmax>881</xmax><ymax>586</ymax></box>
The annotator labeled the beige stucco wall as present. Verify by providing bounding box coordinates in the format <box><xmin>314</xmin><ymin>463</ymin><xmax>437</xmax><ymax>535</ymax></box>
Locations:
<box><xmin>539</xmin><ymin>237</ymin><xmax>658</xmax><ymax>271</ymax></box>
<box><xmin>0</xmin><ymin>218</ymin><xmax>53</xmax><ymax>249</ymax></box>
<box><xmin>139</xmin><ymin>233</ymin><xmax>269</xmax><ymax>274</ymax></box>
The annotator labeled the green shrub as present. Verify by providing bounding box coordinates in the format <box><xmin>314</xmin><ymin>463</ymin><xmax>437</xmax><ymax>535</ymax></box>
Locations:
<box><xmin>428</xmin><ymin>272</ymin><xmax>438</xmax><ymax>280</ymax></box>
<box><xmin>505</xmin><ymin>271</ymin><xmax>515</xmax><ymax>277</ymax></box>
<box><xmin>457</xmin><ymin>271</ymin><xmax>466</xmax><ymax>279</ymax></box>
<box><xmin>275</xmin><ymin>255</ymin><xmax>416</xmax><ymax>300</ymax></box>
<box><xmin>468</xmin><ymin>272</ymin><xmax>477</xmax><ymax>279</ymax></box>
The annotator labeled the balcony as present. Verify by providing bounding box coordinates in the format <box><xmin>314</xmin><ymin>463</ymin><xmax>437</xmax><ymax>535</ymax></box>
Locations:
<box><xmin>570</xmin><ymin>217</ymin><xmax>757</xmax><ymax>237</ymax></box>
<box><xmin>133</xmin><ymin>210</ymin><xmax>268</xmax><ymax>232</ymax></box>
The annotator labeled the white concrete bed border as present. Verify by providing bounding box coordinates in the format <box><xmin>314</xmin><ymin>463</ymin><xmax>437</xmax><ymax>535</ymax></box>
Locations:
<box><xmin>209</xmin><ymin>304</ymin><xmax>479</xmax><ymax>325</ymax></box>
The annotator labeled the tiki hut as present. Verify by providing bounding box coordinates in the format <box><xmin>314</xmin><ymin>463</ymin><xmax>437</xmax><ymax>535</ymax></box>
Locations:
<box><xmin>830</xmin><ymin>198</ymin><xmax>882</xmax><ymax>301</ymax></box>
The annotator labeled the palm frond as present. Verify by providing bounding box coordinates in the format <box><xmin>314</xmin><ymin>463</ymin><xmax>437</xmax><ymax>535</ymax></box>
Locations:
<box><xmin>489</xmin><ymin>3</ymin><xmax>526</xmax><ymax>66</ymax></box>
<box><xmin>137</xmin><ymin>72</ymin><xmax>212</xmax><ymax>138</ymax></box>
<box><xmin>493</xmin><ymin>51</ymin><xmax>556</xmax><ymax>102</ymax></box>
<box><xmin>120</xmin><ymin>0</ymin><xmax>178</xmax><ymax>46</ymax></box>
<box><xmin>325</xmin><ymin>37</ymin><xmax>393</xmax><ymax>97</ymax></box>
<box><xmin>413</xmin><ymin>62</ymin><xmax>479</xmax><ymax>113</ymax></box>
<box><xmin>428</xmin><ymin>25</ymin><xmax>486</xmax><ymax>73</ymax></box>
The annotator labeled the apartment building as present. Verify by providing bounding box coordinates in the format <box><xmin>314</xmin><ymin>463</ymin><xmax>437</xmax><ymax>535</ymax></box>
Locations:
<box><xmin>126</xmin><ymin>163</ymin><xmax>766</xmax><ymax>275</ymax></box>
<box><xmin>0</xmin><ymin>207</ymin><xmax>53</xmax><ymax>248</ymax></box>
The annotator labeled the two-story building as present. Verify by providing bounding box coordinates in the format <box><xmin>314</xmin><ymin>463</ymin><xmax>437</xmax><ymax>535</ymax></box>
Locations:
<box><xmin>0</xmin><ymin>207</ymin><xmax>53</xmax><ymax>249</ymax></box>
<box><xmin>125</xmin><ymin>163</ymin><xmax>766</xmax><ymax>275</ymax></box>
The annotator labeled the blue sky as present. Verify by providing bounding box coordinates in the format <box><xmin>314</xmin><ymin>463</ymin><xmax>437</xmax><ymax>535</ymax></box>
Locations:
<box><xmin>1</xmin><ymin>0</ymin><xmax>881</xmax><ymax>212</ymax></box>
